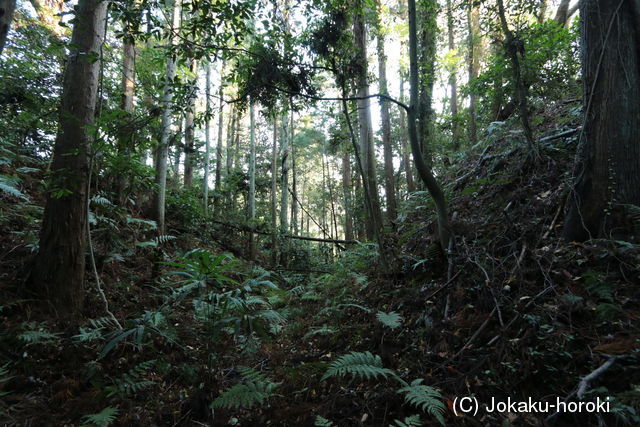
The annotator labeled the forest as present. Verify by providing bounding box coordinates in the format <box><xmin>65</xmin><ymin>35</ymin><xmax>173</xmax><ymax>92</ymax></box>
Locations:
<box><xmin>0</xmin><ymin>0</ymin><xmax>639</xmax><ymax>425</ymax></box>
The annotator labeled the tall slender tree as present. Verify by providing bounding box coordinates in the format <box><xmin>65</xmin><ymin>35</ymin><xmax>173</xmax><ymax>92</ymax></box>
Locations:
<box><xmin>27</xmin><ymin>0</ymin><xmax>108</xmax><ymax>314</ymax></box>
<box><xmin>354</xmin><ymin>0</ymin><xmax>383</xmax><ymax>240</ymax></box>
<box><xmin>446</xmin><ymin>0</ymin><xmax>460</xmax><ymax>150</ymax></box>
<box><xmin>183</xmin><ymin>59</ymin><xmax>199</xmax><ymax>188</ymax></box>
<box><xmin>375</xmin><ymin>0</ymin><xmax>397</xmax><ymax>222</ymax></box>
<box><xmin>408</xmin><ymin>0</ymin><xmax>452</xmax><ymax>250</ymax></box>
<box><xmin>203</xmin><ymin>63</ymin><xmax>212</xmax><ymax>212</ymax></box>
<box><xmin>214</xmin><ymin>61</ymin><xmax>225</xmax><ymax>214</ymax></box>
<box><xmin>153</xmin><ymin>0</ymin><xmax>180</xmax><ymax>234</ymax></box>
<box><xmin>248</xmin><ymin>100</ymin><xmax>257</xmax><ymax>260</ymax></box>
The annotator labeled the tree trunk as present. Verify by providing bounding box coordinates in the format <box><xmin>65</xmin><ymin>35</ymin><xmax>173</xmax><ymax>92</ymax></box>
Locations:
<box><xmin>376</xmin><ymin>5</ymin><xmax>397</xmax><ymax>223</ymax></box>
<box><xmin>467</xmin><ymin>0</ymin><xmax>481</xmax><ymax>146</ymax></box>
<box><xmin>0</xmin><ymin>0</ymin><xmax>16</xmax><ymax>56</ymax></box>
<box><xmin>354</xmin><ymin>2</ymin><xmax>384</xmax><ymax>240</ymax></box>
<box><xmin>408</xmin><ymin>0</ymin><xmax>452</xmax><ymax>251</ymax></box>
<box><xmin>203</xmin><ymin>63</ymin><xmax>212</xmax><ymax>213</ymax></box>
<box><xmin>290</xmin><ymin>110</ymin><xmax>299</xmax><ymax>234</ymax></box>
<box><xmin>342</xmin><ymin>148</ymin><xmax>354</xmax><ymax>241</ymax></box>
<box><xmin>213</xmin><ymin>62</ymin><xmax>224</xmax><ymax>215</ymax></box>
<box><xmin>270</xmin><ymin>116</ymin><xmax>278</xmax><ymax>265</ymax></box>
<box><xmin>248</xmin><ymin>101</ymin><xmax>256</xmax><ymax>260</ymax></box>
<box><xmin>183</xmin><ymin>58</ymin><xmax>199</xmax><ymax>188</ymax></box>
<box><xmin>280</xmin><ymin>108</ymin><xmax>290</xmax><ymax>234</ymax></box>
<box><xmin>153</xmin><ymin>0</ymin><xmax>180</xmax><ymax>234</ymax></box>
<box><xmin>446</xmin><ymin>0</ymin><xmax>461</xmax><ymax>151</ymax></box>
<box><xmin>563</xmin><ymin>0</ymin><xmax>640</xmax><ymax>242</ymax></box>
<box><xmin>399</xmin><ymin>71</ymin><xmax>416</xmax><ymax>194</ymax></box>
<box><xmin>116</xmin><ymin>37</ymin><xmax>136</xmax><ymax>205</ymax></box>
<box><xmin>496</xmin><ymin>0</ymin><xmax>537</xmax><ymax>155</ymax></box>
<box><xmin>417</xmin><ymin>0</ymin><xmax>437</xmax><ymax>169</ymax></box>
<box><xmin>554</xmin><ymin>0</ymin><xmax>571</xmax><ymax>26</ymax></box>
<box><xmin>27</xmin><ymin>0</ymin><xmax>108</xmax><ymax>315</ymax></box>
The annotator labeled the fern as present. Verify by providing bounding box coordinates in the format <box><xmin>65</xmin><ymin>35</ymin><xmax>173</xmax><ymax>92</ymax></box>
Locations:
<box><xmin>90</xmin><ymin>194</ymin><xmax>114</xmax><ymax>206</ymax></box>
<box><xmin>80</xmin><ymin>406</ymin><xmax>119</xmax><ymax>427</ymax></box>
<box><xmin>0</xmin><ymin>175</ymin><xmax>28</xmax><ymax>201</ymax></box>
<box><xmin>337</xmin><ymin>303</ymin><xmax>372</xmax><ymax>313</ymax></box>
<box><xmin>126</xmin><ymin>216</ymin><xmax>157</xmax><ymax>230</ymax></box>
<box><xmin>303</xmin><ymin>325</ymin><xmax>336</xmax><ymax>340</ymax></box>
<box><xmin>211</xmin><ymin>367</ymin><xmax>280</xmax><ymax>409</ymax></box>
<box><xmin>397</xmin><ymin>379</ymin><xmax>446</xmax><ymax>426</ymax></box>
<box><xmin>377</xmin><ymin>311</ymin><xmax>403</xmax><ymax>329</ymax></box>
<box><xmin>314</xmin><ymin>415</ymin><xmax>336</xmax><ymax>426</ymax></box>
<box><xmin>104</xmin><ymin>360</ymin><xmax>156</xmax><ymax>398</ymax></box>
<box><xmin>17</xmin><ymin>322</ymin><xmax>60</xmax><ymax>345</ymax></box>
<box><xmin>390</xmin><ymin>415</ymin><xmax>422</xmax><ymax>427</ymax></box>
<box><xmin>0</xmin><ymin>363</ymin><xmax>14</xmax><ymax>397</ymax></box>
<box><xmin>321</xmin><ymin>351</ymin><xmax>398</xmax><ymax>382</ymax></box>
<box><xmin>136</xmin><ymin>234</ymin><xmax>176</xmax><ymax>248</ymax></box>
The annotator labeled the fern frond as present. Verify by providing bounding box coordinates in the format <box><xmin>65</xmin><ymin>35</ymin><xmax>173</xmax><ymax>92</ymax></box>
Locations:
<box><xmin>105</xmin><ymin>360</ymin><xmax>156</xmax><ymax>398</ymax></box>
<box><xmin>338</xmin><ymin>303</ymin><xmax>372</xmax><ymax>313</ymax></box>
<box><xmin>314</xmin><ymin>415</ymin><xmax>336</xmax><ymax>426</ymax></box>
<box><xmin>90</xmin><ymin>195</ymin><xmax>114</xmax><ymax>206</ymax></box>
<box><xmin>126</xmin><ymin>217</ymin><xmax>158</xmax><ymax>230</ymax></box>
<box><xmin>80</xmin><ymin>406</ymin><xmax>119</xmax><ymax>427</ymax></box>
<box><xmin>390</xmin><ymin>414</ymin><xmax>422</xmax><ymax>427</ymax></box>
<box><xmin>303</xmin><ymin>325</ymin><xmax>336</xmax><ymax>340</ymax></box>
<box><xmin>397</xmin><ymin>379</ymin><xmax>446</xmax><ymax>425</ymax></box>
<box><xmin>321</xmin><ymin>351</ymin><xmax>398</xmax><ymax>381</ymax></box>
<box><xmin>211</xmin><ymin>377</ymin><xmax>280</xmax><ymax>409</ymax></box>
<box><xmin>136</xmin><ymin>235</ymin><xmax>176</xmax><ymax>248</ymax></box>
<box><xmin>0</xmin><ymin>175</ymin><xmax>28</xmax><ymax>201</ymax></box>
<box><xmin>17</xmin><ymin>322</ymin><xmax>60</xmax><ymax>345</ymax></box>
<box><xmin>376</xmin><ymin>311</ymin><xmax>403</xmax><ymax>329</ymax></box>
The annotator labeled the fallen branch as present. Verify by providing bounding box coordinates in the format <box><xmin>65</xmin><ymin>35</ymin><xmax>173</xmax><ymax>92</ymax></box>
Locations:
<box><xmin>539</xmin><ymin>127</ymin><xmax>581</xmax><ymax>144</ymax></box>
<box><xmin>546</xmin><ymin>355</ymin><xmax>622</xmax><ymax>424</ymax></box>
<box><xmin>209</xmin><ymin>219</ymin><xmax>357</xmax><ymax>246</ymax></box>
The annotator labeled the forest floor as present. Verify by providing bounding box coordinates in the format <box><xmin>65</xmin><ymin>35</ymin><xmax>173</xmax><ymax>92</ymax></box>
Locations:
<box><xmin>1</xmin><ymin>103</ymin><xmax>639</xmax><ymax>426</ymax></box>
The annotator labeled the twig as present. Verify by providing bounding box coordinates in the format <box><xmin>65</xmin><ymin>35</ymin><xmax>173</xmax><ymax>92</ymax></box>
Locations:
<box><xmin>450</xmin><ymin>307</ymin><xmax>497</xmax><ymax>361</ymax></box>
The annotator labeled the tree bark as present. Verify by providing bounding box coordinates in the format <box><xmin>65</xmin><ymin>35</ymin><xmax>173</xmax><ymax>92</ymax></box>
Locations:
<box><xmin>213</xmin><ymin>62</ymin><xmax>224</xmax><ymax>215</ymax></box>
<box><xmin>270</xmin><ymin>116</ymin><xmax>278</xmax><ymax>265</ymax></box>
<box><xmin>354</xmin><ymin>1</ymin><xmax>384</xmax><ymax>240</ymax></box>
<box><xmin>496</xmin><ymin>0</ymin><xmax>537</xmax><ymax>155</ymax></box>
<box><xmin>446</xmin><ymin>0</ymin><xmax>461</xmax><ymax>151</ymax></box>
<box><xmin>417</xmin><ymin>0</ymin><xmax>438</xmax><ymax>169</ymax></box>
<box><xmin>563</xmin><ymin>0</ymin><xmax>640</xmax><ymax>242</ymax></box>
<box><xmin>116</xmin><ymin>36</ymin><xmax>136</xmax><ymax>205</ymax></box>
<box><xmin>183</xmin><ymin>58</ymin><xmax>199</xmax><ymax>188</ymax></box>
<box><xmin>376</xmin><ymin>3</ymin><xmax>397</xmax><ymax>223</ymax></box>
<box><xmin>290</xmin><ymin>110</ymin><xmax>299</xmax><ymax>234</ymax></box>
<box><xmin>27</xmin><ymin>0</ymin><xmax>108</xmax><ymax>315</ymax></box>
<box><xmin>466</xmin><ymin>0</ymin><xmax>481</xmax><ymax>145</ymax></box>
<box><xmin>0</xmin><ymin>0</ymin><xmax>16</xmax><ymax>56</ymax></box>
<box><xmin>342</xmin><ymin>148</ymin><xmax>354</xmax><ymax>241</ymax></box>
<box><xmin>153</xmin><ymin>0</ymin><xmax>180</xmax><ymax>234</ymax></box>
<box><xmin>280</xmin><ymin>108</ymin><xmax>290</xmax><ymax>234</ymax></box>
<box><xmin>554</xmin><ymin>0</ymin><xmax>572</xmax><ymax>26</ymax></box>
<box><xmin>203</xmin><ymin>63</ymin><xmax>212</xmax><ymax>213</ymax></box>
<box><xmin>248</xmin><ymin>100</ymin><xmax>256</xmax><ymax>260</ymax></box>
<box><xmin>399</xmin><ymin>71</ymin><xmax>416</xmax><ymax>194</ymax></box>
<box><xmin>408</xmin><ymin>0</ymin><xmax>452</xmax><ymax>251</ymax></box>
